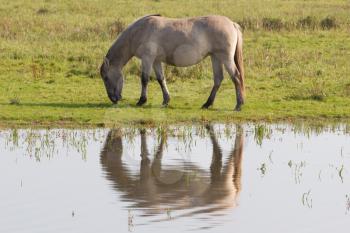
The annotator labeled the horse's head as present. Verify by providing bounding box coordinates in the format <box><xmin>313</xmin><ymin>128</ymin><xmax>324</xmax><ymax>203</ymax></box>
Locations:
<box><xmin>100</xmin><ymin>57</ymin><xmax>123</xmax><ymax>104</ymax></box>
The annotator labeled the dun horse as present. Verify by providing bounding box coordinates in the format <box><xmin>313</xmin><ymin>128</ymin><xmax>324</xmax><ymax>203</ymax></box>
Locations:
<box><xmin>100</xmin><ymin>15</ymin><xmax>245</xmax><ymax>110</ymax></box>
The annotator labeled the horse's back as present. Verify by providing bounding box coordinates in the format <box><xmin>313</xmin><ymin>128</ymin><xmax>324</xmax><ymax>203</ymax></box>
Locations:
<box><xmin>151</xmin><ymin>15</ymin><xmax>236</xmax><ymax>44</ymax></box>
<box><xmin>132</xmin><ymin>15</ymin><xmax>238</xmax><ymax>66</ymax></box>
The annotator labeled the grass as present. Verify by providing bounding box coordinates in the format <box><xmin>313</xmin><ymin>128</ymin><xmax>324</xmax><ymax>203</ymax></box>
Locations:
<box><xmin>1</xmin><ymin>0</ymin><xmax>350</xmax><ymax>127</ymax></box>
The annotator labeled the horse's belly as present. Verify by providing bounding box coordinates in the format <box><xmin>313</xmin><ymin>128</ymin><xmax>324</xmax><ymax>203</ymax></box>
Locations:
<box><xmin>170</xmin><ymin>44</ymin><xmax>208</xmax><ymax>67</ymax></box>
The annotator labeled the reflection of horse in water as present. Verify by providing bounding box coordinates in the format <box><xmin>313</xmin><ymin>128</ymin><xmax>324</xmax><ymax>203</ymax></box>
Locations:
<box><xmin>100</xmin><ymin>125</ymin><xmax>244</xmax><ymax>217</ymax></box>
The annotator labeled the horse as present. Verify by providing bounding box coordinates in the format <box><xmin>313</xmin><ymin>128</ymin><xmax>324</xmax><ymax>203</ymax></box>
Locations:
<box><xmin>100</xmin><ymin>14</ymin><xmax>245</xmax><ymax>111</ymax></box>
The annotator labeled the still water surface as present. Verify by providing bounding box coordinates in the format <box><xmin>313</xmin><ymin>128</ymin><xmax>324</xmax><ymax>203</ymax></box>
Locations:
<box><xmin>0</xmin><ymin>124</ymin><xmax>349</xmax><ymax>233</ymax></box>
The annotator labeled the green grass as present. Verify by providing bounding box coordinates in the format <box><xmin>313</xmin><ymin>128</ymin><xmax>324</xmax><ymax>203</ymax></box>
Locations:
<box><xmin>1</xmin><ymin>0</ymin><xmax>350</xmax><ymax>127</ymax></box>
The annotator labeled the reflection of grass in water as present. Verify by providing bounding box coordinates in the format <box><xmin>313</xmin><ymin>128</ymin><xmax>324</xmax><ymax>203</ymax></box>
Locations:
<box><xmin>12</xmin><ymin>129</ymin><xmax>19</xmax><ymax>147</ymax></box>
<box><xmin>2</xmin><ymin>129</ymin><xmax>104</xmax><ymax>160</ymax></box>
<box><xmin>128</xmin><ymin>210</ymin><xmax>134</xmax><ymax>232</ymax></box>
<box><xmin>254</xmin><ymin>124</ymin><xmax>272</xmax><ymax>146</ymax></box>
<box><xmin>337</xmin><ymin>165</ymin><xmax>345</xmax><ymax>183</ymax></box>
<box><xmin>302</xmin><ymin>190</ymin><xmax>313</xmax><ymax>209</ymax></box>
<box><xmin>2</xmin><ymin>123</ymin><xmax>349</xmax><ymax>162</ymax></box>
<box><xmin>288</xmin><ymin>160</ymin><xmax>306</xmax><ymax>184</ymax></box>
<box><xmin>346</xmin><ymin>195</ymin><xmax>350</xmax><ymax>215</ymax></box>
<box><xmin>289</xmin><ymin>122</ymin><xmax>350</xmax><ymax>139</ymax></box>
<box><xmin>257</xmin><ymin>163</ymin><xmax>267</xmax><ymax>177</ymax></box>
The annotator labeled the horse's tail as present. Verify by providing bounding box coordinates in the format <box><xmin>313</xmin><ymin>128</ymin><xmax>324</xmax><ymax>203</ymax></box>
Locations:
<box><xmin>233</xmin><ymin>22</ymin><xmax>245</xmax><ymax>99</ymax></box>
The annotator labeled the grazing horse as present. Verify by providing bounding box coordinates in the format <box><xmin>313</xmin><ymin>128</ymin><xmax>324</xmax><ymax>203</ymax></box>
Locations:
<box><xmin>100</xmin><ymin>15</ymin><xmax>245</xmax><ymax>110</ymax></box>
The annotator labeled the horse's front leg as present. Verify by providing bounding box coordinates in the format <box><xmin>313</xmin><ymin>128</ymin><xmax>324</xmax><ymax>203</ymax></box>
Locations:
<box><xmin>136</xmin><ymin>57</ymin><xmax>154</xmax><ymax>106</ymax></box>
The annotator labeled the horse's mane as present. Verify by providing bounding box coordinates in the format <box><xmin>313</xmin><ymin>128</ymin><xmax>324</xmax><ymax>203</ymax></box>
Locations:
<box><xmin>137</xmin><ymin>14</ymin><xmax>161</xmax><ymax>20</ymax></box>
<box><xmin>122</xmin><ymin>14</ymin><xmax>161</xmax><ymax>35</ymax></box>
<box><xmin>106</xmin><ymin>14</ymin><xmax>161</xmax><ymax>59</ymax></box>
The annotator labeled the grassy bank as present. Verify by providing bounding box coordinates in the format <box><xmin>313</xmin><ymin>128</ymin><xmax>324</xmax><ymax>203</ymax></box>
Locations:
<box><xmin>1</xmin><ymin>0</ymin><xmax>350</xmax><ymax>127</ymax></box>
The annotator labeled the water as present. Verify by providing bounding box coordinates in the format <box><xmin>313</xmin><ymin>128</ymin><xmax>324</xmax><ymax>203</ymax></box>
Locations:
<box><xmin>0</xmin><ymin>124</ymin><xmax>349</xmax><ymax>233</ymax></box>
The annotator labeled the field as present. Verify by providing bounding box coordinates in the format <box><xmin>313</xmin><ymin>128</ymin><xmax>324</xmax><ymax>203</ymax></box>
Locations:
<box><xmin>1</xmin><ymin>0</ymin><xmax>350</xmax><ymax>127</ymax></box>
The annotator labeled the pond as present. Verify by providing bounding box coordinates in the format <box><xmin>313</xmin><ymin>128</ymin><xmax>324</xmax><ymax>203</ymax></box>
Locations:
<box><xmin>0</xmin><ymin>124</ymin><xmax>349</xmax><ymax>233</ymax></box>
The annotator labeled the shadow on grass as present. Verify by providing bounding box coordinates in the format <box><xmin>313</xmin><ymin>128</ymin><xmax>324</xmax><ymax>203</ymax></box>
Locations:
<box><xmin>0</xmin><ymin>102</ymin><xmax>235</xmax><ymax>112</ymax></box>
<box><xmin>0</xmin><ymin>102</ymin><xmax>111</xmax><ymax>109</ymax></box>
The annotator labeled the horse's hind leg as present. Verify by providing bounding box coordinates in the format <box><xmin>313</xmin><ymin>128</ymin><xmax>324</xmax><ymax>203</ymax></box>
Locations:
<box><xmin>153</xmin><ymin>61</ymin><xmax>170</xmax><ymax>106</ymax></box>
<box><xmin>202</xmin><ymin>55</ymin><xmax>224</xmax><ymax>109</ymax></box>
<box><xmin>223</xmin><ymin>60</ymin><xmax>244</xmax><ymax>111</ymax></box>
<box><xmin>137</xmin><ymin>57</ymin><xmax>154</xmax><ymax>106</ymax></box>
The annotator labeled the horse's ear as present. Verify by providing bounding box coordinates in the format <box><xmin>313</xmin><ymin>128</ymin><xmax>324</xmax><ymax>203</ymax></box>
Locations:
<box><xmin>103</xmin><ymin>57</ymin><xmax>110</xmax><ymax>69</ymax></box>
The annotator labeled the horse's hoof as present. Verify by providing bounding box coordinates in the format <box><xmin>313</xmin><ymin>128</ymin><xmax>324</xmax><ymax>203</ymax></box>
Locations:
<box><xmin>201</xmin><ymin>104</ymin><xmax>210</xmax><ymax>109</ymax></box>
<box><xmin>162</xmin><ymin>99</ymin><xmax>170</xmax><ymax>107</ymax></box>
<box><xmin>136</xmin><ymin>97</ymin><xmax>147</xmax><ymax>106</ymax></box>
<box><xmin>162</xmin><ymin>96</ymin><xmax>170</xmax><ymax>106</ymax></box>
<box><xmin>234</xmin><ymin>105</ymin><xmax>242</xmax><ymax>111</ymax></box>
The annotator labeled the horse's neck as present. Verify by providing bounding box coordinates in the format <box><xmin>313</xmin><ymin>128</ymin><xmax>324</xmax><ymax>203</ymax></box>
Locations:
<box><xmin>107</xmin><ymin>36</ymin><xmax>133</xmax><ymax>68</ymax></box>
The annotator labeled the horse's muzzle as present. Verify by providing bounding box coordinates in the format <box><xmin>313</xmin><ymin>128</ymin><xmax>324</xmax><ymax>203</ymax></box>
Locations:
<box><xmin>109</xmin><ymin>95</ymin><xmax>122</xmax><ymax>104</ymax></box>
<box><xmin>109</xmin><ymin>96</ymin><xmax>118</xmax><ymax>104</ymax></box>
